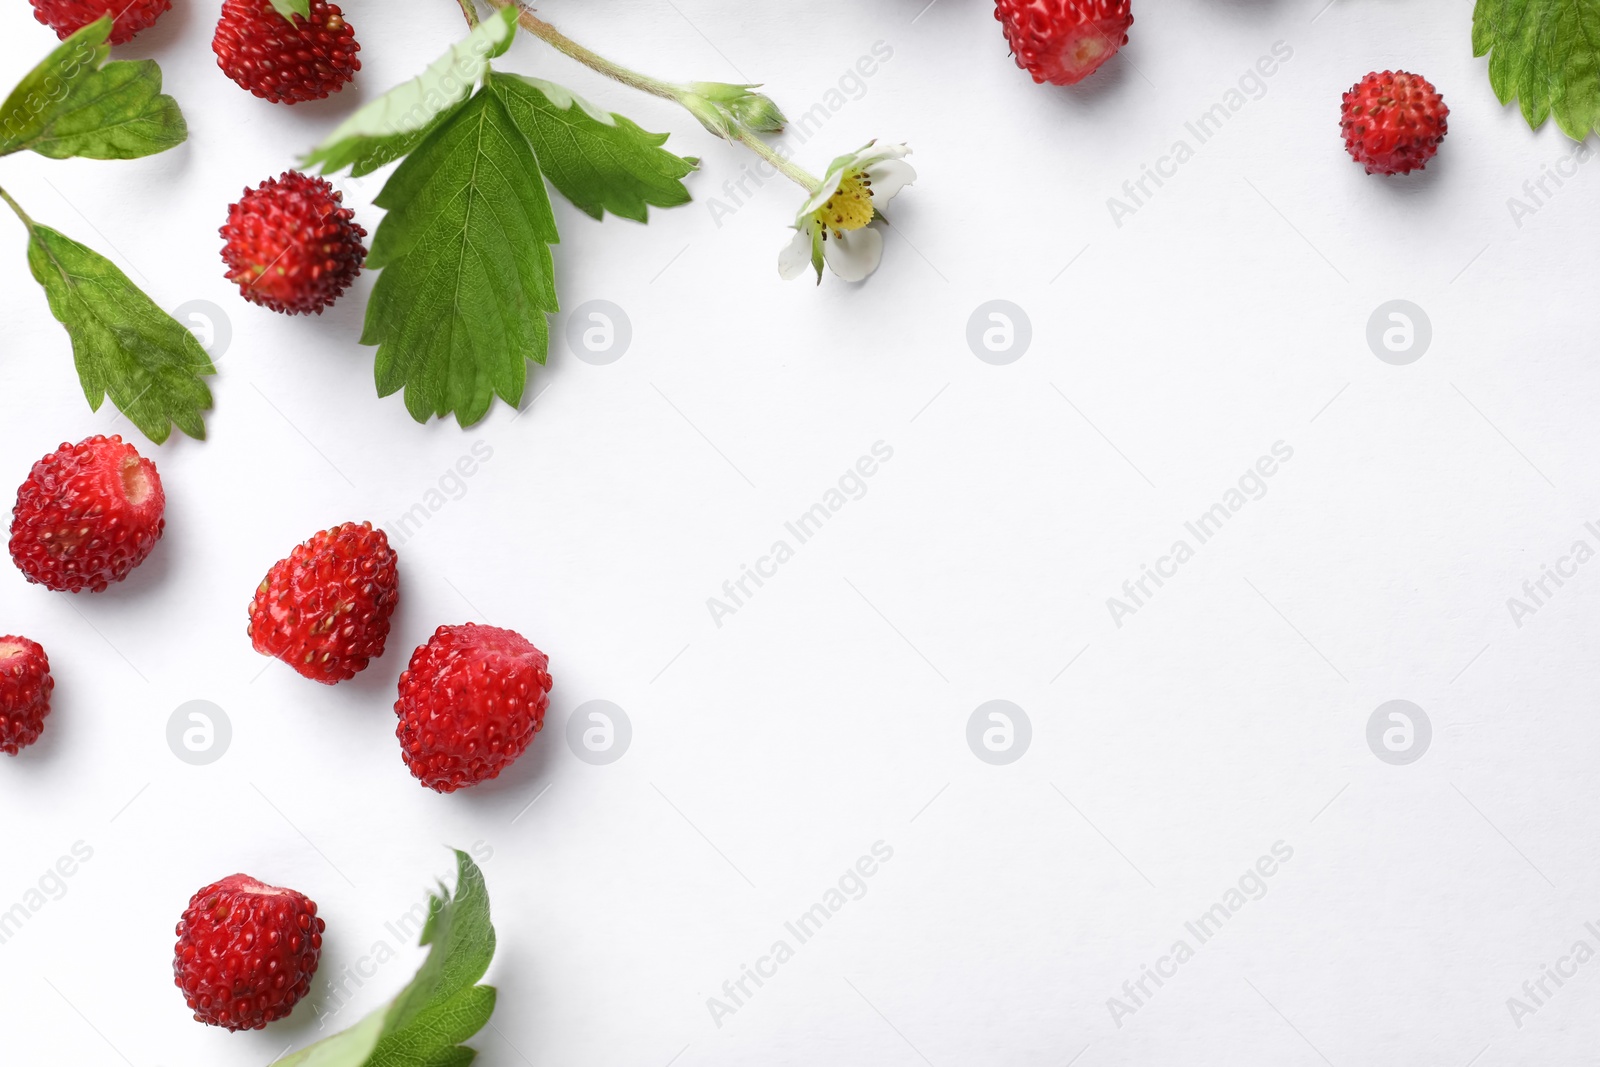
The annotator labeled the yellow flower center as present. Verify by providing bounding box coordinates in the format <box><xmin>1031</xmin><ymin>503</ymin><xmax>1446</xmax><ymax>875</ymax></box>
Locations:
<box><xmin>814</xmin><ymin>172</ymin><xmax>874</xmax><ymax>235</ymax></box>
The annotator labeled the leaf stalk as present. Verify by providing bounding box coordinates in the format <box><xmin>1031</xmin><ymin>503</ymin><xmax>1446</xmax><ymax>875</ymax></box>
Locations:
<box><xmin>0</xmin><ymin>184</ymin><xmax>34</xmax><ymax>228</ymax></box>
<box><xmin>482</xmin><ymin>0</ymin><xmax>822</xmax><ymax>193</ymax></box>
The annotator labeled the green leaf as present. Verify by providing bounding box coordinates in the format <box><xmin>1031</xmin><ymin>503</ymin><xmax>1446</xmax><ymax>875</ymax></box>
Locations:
<box><xmin>270</xmin><ymin>0</ymin><xmax>313</xmax><ymax>20</ymax></box>
<box><xmin>0</xmin><ymin>16</ymin><xmax>186</xmax><ymax>160</ymax></box>
<box><xmin>305</xmin><ymin>5</ymin><xmax>518</xmax><ymax>178</ymax></box>
<box><xmin>491</xmin><ymin>73</ymin><xmax>696</xmax><ymax>222</ymax></box>
<box><xmin>1473</xmin><ymin>0</ymin><xmax>1600</xmax><ymax>138</ymax></box>
<box><xmin>272</xmin><ymin>1012</ymin><xmax>390</xmax><ymax>1067</ymax></box>
<box><xmin>17</xmin><ymin>216</ymin><xmax>212</xmax><ymax>443</ymax></box>
<box><xmin>270</xmin><ymin>851</ymin><xmax>497</xmax><ymax>1067</ymax></box>
<box><xmin>362</xmin><ymin>82</ymin><xmax>559</xmax><ymax>426</ymax></box>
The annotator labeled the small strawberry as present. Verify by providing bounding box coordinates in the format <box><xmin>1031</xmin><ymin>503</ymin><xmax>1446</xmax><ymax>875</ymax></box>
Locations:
<box><xmin>213</xmin><ymin>0</ymin><xmax>360</xmax><ymax>105</ymax></box>
<box><xmin>1341</xmin><ymin>70</ymin><xmax>1448</xmax><ymax>176</ymax></box>
<box><xmin>220</xmin><ymin>171</ymin><xmax>367</xmax><ymax>316</ymax></box>
<box><xmin>0</xmin><ymin>637</ymin><xmax>53</xmax><ymax>755</ymax></box>
<box><xmin>249</xmin><ymin>522</ymin><xmax>399</xmax><ymax>684</ymax></box>
<box><xmin>29</xmin><ymin>0</ymin><xmax>171</xmax><ymax>45</ymax></box>
<box><xmin>395</xmin><ymin>624</ymin><xmax>553</xmax><ymax>793</ymax></box>
<box><xmin>994</xmin><ymin>0</ymin><xmax>1133</xmax><ymax>86</ymax></box>
<box><xmin>173</xmin><ymin>873</ymin><xmax>324</xmax><ymax>1031</ymax></box>
<box><xmin>9</xmin><ymin>435</ymin><xmax>165</xmax><ymax>594</ymax></box>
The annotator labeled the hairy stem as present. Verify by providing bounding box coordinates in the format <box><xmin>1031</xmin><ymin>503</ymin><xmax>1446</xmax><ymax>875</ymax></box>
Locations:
<box><xmin>733</xmin><ymin>128</ymin><xmax>821</xmax><ymax>193</ymax></box>
<box><xmin>454</xmin><ymin>0</ymin><xmax>479</xmax><ymax>27</ymax></box>
<box><xmin>485</xmin><ymin>0</ymin><xmax>680</xmax><ymax>100</ymax></box>
<box><xmin>482</xmin><ymin>0</ymin><xmax>821</xmax><ymax>192</ymax></box>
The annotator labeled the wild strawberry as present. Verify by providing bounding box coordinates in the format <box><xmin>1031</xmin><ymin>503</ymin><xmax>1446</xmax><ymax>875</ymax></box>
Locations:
<box><xmin>248</xmin><ymin>522</ymin><xmax>399</xmax><ymax>684</ymax></box>
<box><xmin>213</xmin><ymin>0</ymin><xmax>360</xmax><ymax>105</ymax></box>
<box><xmin>1341</xmin><ymin>70</ymin><xmax>1448</xmax><ymax>176</ymax></box>
<box><xmin>173</xmin><ymin>873</ymin><xmax>324</xmax><ymax>1031</ymax></box>
<box><xmin>994</xmin><ymin>0</ymin><xmax>1133</xmax><ymax>86</ymax></box>
<box><xmin>29</xmin><ymin>0</ymin><xmax>171</xmax><ymax>45</ymax></box>
<box><xmin>0</xmin><ymin>637</ymin><xmax>53</xmax><ymax>755</ymax></box>
<box><xmin>395</xmin><ymin>624</ymin><xmax>553</xmax><ymax>793</ymax></box>
<box><xmin>220</xmin><ymin>170</ymin><xmax>367</xmax><ymax>315</ymax></box>
<box><xmin>9</xmin><ymin>435</ymin><xmax>165</xmax><ymax>594</ymax></box>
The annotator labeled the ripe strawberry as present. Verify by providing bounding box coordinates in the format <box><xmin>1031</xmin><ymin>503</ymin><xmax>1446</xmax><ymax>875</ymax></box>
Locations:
<box><xmin>395</xmin><ymin>624</ymin><xmax>553</xmax><ymax>793</ymax></box>
<box><xmin>29</xmin><ymin>0</ymin><xmax>171</xmax><ymax>45</ymax></box>
<box><xmin>220</xmin><ymin>171</ymin><xmax>367</xmax><ymax>316</ymax></box>
<box><xmin>9</xmin><ymin>435</ymin><xmax>165</xmax><ymax>594</ymax></box>
<box><xmin>173</xmin><ymin>873</ymin><xmax>324</xmax><ymax>1031</ymax></box>
<box><xmin>995</xmin><ymin>0</ymin><xmax>1133</xmax><ymax>86</ymax></box>
<box><xmin>213</xmin><ymin>0</ymin><xmax>360</xmax><ymax>105</ymax></box>
<box><xmin>1341</xmin><ymin>70</ymin><xmax>1448</xmax><ymax>176</ymax></box>
<box><xmin>248</xmin><ymin>522</ymin><xmax>399</xmax><ymax>684</ymax></box>
<box><xmin>0</xmin><ymin>637</ymin><xmax>53</xmax><ymax>755</ymax></box>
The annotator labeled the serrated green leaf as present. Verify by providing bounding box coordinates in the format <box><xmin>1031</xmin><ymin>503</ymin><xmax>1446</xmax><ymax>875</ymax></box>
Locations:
<box><xmin>271</xmin><ymin>1011</ymin><xmax>390</xmax><ymax>1067</ymax></box>
<box><xmin>270</xmin><ymin>0</ymin><xmax>313</xmax><ymax>20</ymax></box>
<box><xmin>17</xmin><ymin>217</ymin><xmax>212</xmax><ymax>443</ymax></box>
<box><xmin>1473</xmin><ymin>0</ymin><xmax>1600</xmax><ymax>139</ymax></box>
<box><xmin>385</xmin><ymin>861</ymin><xmax>494</xmax><ymax>1032</ymax></box>
<box><xmin>0</xmin><ymin>16</ymin><xmax>186</xmax><ymax>160</ymax></box>
<box><xmin>368</xmin><ymin>986</ymin><xmax>496</xmax><ymax>1066</ymax></box>
<box><xmin>362</xmin><ymin>83</ymin><xmax>559</xmax><ymax>426</ymax></box>
<box><xmin>305</xmin><ymin>6</ymin><xmax>518</xmax><ymax>178</ymax></box>
<box><xmin>270</xmin><ymin>851</ymin><xmax>497</xmax><ymax>1067</ymax></box>
<box><xmin>491</xmin><ymin>72</ymin><xmax>696</xmax><ymax>222</ymax></box>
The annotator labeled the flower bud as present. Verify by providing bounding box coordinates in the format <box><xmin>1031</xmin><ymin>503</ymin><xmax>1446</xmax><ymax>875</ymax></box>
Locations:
<box><xmin>680</xmin><ymin>92</ymin><xmax>736</xmax><ymax>139</ymax></box>
<box><xmin>728</xmin><ymin>90</ymin><xmax>786</xmax><ymax>132</ymax></box>
<box><xmin>685</xmin><ymin>82</ymin><xmax>787</xmax><ymax>133</ymax></box>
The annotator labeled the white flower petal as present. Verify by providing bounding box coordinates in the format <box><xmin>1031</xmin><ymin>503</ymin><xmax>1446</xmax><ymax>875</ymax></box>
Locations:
<box><xmin>864</xmin><ymin>158</ymin><xmax>917</xmax><ymax>206</ymax></box>
<box><xmin>818</xmin><ymin>141</ymin><xmax>876</xmax><ymax>179</ymax></box>
<box><xmin>822</xmin><ymin>226</ymin><xmax>884</xmax><ymax>283</ymax></box>
<box><xmin>797</xmin><ymin>171</ymin><xmax>845</xmax><ymax>220</ymax></box>
<box><xmin>844</xmin><ymin>140</ymin><xmax>881</xmax><ymax>167</ymax></box>
<box><xmin>854</xmin><ymin>142</ymin><xmax>910</xmax><ymax>170</ymax></box>
<box><xmin>778</xmin><ymin>225</ymin><xmax>815</xmax><ymax>280</ymax></box>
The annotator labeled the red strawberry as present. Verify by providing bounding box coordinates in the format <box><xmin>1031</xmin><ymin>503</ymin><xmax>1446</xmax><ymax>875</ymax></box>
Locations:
<box><xmin>1341</xmin><ymin>70</ymin><xmax>1448</xmax><ymax>176</ymax></box>
<box><xmin>395</xmin><ymin>624</ymin><xmax>553</xmax><ymax>793</ymax></box>
<box><xmin>29</xmin><ymin>0</ymin><xmax>171</xmax><ymax>45</ymax></box>
<box><xmin>995</xmin><ymin>0</ymin><xmax>1133</xmax><ymax>86</ymax></box>
<box><xmin>213</xmin><ymin>0</ymin><xmax>360</xmax><ymax>105</ymax></box>
<box><xmin>220</xmin><ymin>171</ymin><xmax>367</xmax><ymax>316</ymax></box>
<box><xmin>248</xmin><ymin>522</ymin><xmax>399</xmax><ymax>684</ymax></box>
<box><xmin>9</xmin><ymin>435</ymin><xmax>165</xmax><ymax>594</ymax></box>
<box><xmin>0</xmin><ymin>637</ymin><xmax>53</xmax><ymax>755</ymax></box>
<box><xmin>173</xmin><ymin>873</ymin><xmax>324</xmax><ymax>1031</ymax></box>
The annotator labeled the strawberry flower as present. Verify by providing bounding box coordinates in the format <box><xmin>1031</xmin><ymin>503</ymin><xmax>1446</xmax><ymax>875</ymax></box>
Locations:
<box><xmin>778</xmin><ymin>141</ymin><xmax>916</xmax><ymax>284</ymax></box>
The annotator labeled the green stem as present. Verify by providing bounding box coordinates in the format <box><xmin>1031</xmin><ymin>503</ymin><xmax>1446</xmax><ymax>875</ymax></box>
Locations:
<box><xmin>454</xmin><ymin>0</ymin><xmax>478</xmax><ymax>27</ymax></box>
<box><xmin>0</xmin><ymin>185</ymin><xmax>34</xmax><ymax>229</ymax></box>
<box><xmin>486</xmin><ymin>0</ymin><xmax>681</xmax><ymax>101</ymax></box>
<box><xmin>732</xmin><ymin>127</ymin><xmax>821</xmax><ymax>193</ymax></box>
<box><xmin>482</xmin><ymin>0</ymin><xmax>822</xmax><ymax>193</ymax></box>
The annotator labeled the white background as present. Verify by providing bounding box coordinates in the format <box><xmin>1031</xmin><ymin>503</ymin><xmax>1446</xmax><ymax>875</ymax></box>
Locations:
<box><xmin>2</xmin><ymin>0</ymin><xmax>1598</xmax><ymax>1063</ymax></box>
